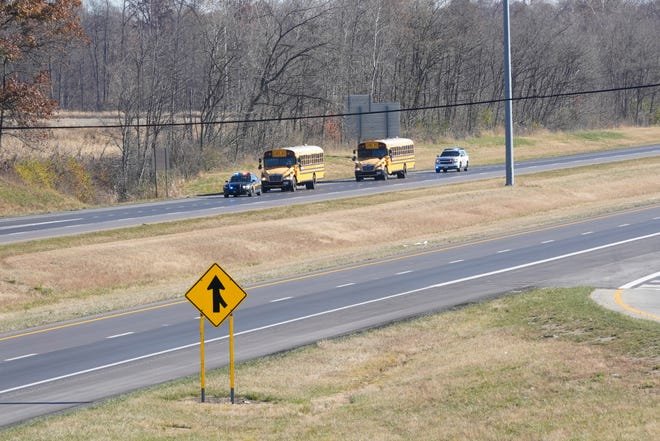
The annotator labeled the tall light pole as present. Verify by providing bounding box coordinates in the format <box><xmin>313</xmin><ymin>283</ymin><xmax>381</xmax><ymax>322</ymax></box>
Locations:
<box><xmin>503</xmin><ymin>0</ymin><xmax>515</xmax><ymax>186</ymax></box>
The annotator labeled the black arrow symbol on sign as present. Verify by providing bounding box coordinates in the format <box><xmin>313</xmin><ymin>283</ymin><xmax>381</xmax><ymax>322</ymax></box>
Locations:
<box><xmin>208</xmin><ymin>276</ymin><xmax>227</xmax><ymax>312</ymax></box>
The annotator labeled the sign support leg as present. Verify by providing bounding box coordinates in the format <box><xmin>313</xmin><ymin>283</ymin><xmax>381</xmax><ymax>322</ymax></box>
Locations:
<box><xmin>229</xmin><ymin>313</ymin><xmax>235</xmax><ymax>404</ymax></box>
<box><xmin>200</xmin><ymin>313</ymin><xmax>206</xmax><ymax>403</ymax></box>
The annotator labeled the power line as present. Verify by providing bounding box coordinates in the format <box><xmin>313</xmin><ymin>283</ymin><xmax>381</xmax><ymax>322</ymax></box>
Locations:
<box><xmin>3</xmin><ymin>83</ymin><xmax>659</xmax><ymax>131</ymax></box>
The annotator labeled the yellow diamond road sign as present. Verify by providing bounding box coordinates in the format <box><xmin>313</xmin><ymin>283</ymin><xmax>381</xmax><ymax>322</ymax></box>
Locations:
<box><xmin>185</xmin><ymin>263</ymin><xmax>248</xmax><ymax>327</ymax></box>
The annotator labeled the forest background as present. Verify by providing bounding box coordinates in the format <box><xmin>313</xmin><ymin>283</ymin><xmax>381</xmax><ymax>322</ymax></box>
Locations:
<box><xmin>1</xmin><ymin>0</ymin><xmax>659</xmax><ymax>204</ymax></box>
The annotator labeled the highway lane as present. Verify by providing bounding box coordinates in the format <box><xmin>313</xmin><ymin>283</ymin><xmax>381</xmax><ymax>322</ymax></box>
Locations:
<box><xmin>1</xmin><ymin>205</ymin><xmax>658</xmax><ymax>426</ymax></box>
<box><xmin>1</xmin><ymin>144</ymin><xmax>658</xmax><ymax>244</ymax></box>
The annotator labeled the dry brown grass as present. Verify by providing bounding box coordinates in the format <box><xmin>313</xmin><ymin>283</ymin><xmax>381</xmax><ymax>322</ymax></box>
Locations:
<box><xmin>0</xmin><ymin>157</ymin><xmax>659</xmax><ymax>332</ymax></box>
<box><xmin>4</xmin><ymin>123</ymin><xmax>659</xmax><ymax>175</ymax></box>
<box><xmin>2</xmin><ymin>288</ymin><xmax>657</xmax><ymax>440</ymax></box>
<box><xmin>188</xmin><ymin>125</ymin><xmax>660</xmax><ymax>186</ymax></box>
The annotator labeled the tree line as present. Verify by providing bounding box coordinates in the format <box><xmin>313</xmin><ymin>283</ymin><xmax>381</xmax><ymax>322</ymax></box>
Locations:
<box><xmin>2</xmin><ymin>0</ymin><xmax>659</xmax><ymax>199</ymax></box>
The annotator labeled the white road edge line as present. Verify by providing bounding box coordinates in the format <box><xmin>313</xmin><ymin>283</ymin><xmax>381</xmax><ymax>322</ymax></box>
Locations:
<box><xmin>619</xmin><ymin>271</ymin><xmax>660</xmax><ymax>289</ymax></box>
<box><xmin>0</xmin><ymin>218</ymin><xmax>84</xmax><ymax>231</ymax></box>
<box><xmin>2</xmin><ymin>231</ymin><xmax>658</xmax><ymax>396</ymax></box>
<box><xmin>106</xmin><ymin>332</ymin><xmax>134</xmax><ymax>339</ymax></box>
<box><xmin>4</xmin><ymin>353</ymin><xmax>37</xmax><ymax>362</ymax></box>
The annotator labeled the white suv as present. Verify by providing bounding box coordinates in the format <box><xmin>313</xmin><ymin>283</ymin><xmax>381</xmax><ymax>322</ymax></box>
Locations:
<box><xmin>435</xmin><ymin>147</ymin><xmax>469</xmax><ymax>173</ymax></box>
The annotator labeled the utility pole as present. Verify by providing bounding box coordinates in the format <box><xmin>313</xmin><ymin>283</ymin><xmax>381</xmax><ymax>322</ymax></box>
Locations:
<box><xmin>503</xmin><ymin>0</ymin><xmax>515</xmax><ymax>186</ymax></box>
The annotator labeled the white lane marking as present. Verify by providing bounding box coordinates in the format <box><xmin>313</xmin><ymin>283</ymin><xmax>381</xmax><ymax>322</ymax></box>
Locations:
<box><xmin>640</xmin><ymin>284</ymin><xmax>660</xmax><ymax>290</ymax></box>
<box><xmin>2</xmin><ymin>231</ymin><xmax>658</xmax><ymax>397</ymax></box>
<box><xmin>497</xmin><ymin>249</ymin><xmax>511</xmax><ymax>254</ymax></box>
<box><xmin>581</xmin><ymin>231</ymin><xmax>593</xmax><ymax>235</ymax></box>
<box><xmin>271</xmin><ymin>297</ymin><xmax>292</xmax><ymax>303</ymax></box>
<box><xmin>336</xmin><ymin>283</ymin><xmax>355</xmax><ymax>288</ymax></box>
<box><xmin>618</xmin><ymin>224</ymin><xmax>630</xmax><ymax>227</ymax></box>
<box><xmin>541</xmin><ymin>240</ymin><xmax>555</xmax><ymax>244</ymax></box>
<box><xmin>396</xmin><ymin>270</ymin><xmax>413</xmax><ymax>275</ymax></box>
<box><xmin>4</xmin><ymin>353</ymin><xmax>37</xmax><ymax>362</ymax></box>
<box><xmin>0</xmin><ymin>218</ymin><xmax>84</xmax><ymax>231</ymax></box>
<box><xmin>106</xmin><ymin>332</ymin><xmax>134</xmax><ymax>339</ymax></box>
<box><xmin>449</xmin><ymin>259</ymin><xmax>464</xmax><ymax>264</ymax></box>
<box><xmin>619</xmin><ymin>271</ymin><xmax>660</xmax><ymax>289</ymax></box>
<box><xmin>654</xmin><ymin>217</ymin><xmax>660</xmax><ymax>220</ymax></box>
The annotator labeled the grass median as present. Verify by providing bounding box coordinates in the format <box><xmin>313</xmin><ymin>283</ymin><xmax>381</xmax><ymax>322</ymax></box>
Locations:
<box><xmin>1</xmin><ymin>157</ymin><xmax>660</xmax><ymax>333</ymax></box>
<box><xmin>1</xmin><ymin>287</ymin><xmax>657</xmax><ymax>440</ymax></box>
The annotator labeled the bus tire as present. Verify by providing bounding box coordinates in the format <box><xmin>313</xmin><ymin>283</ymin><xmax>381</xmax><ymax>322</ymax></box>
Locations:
<box><xmin>306</xmin><ymin>174</ymin><xmax>316</xmax><ymax>190</ymax></box>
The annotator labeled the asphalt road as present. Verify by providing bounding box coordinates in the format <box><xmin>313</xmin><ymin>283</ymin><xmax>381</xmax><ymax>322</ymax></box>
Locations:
<box><xmin>1</xmin><ymin>144</ymin><xmax>659</xmax><ymax>244</ymax></box>
<box><xmin>1</xmin><ymin>205</ymin><xmax>658</xmax><ymax>426</ymax></box>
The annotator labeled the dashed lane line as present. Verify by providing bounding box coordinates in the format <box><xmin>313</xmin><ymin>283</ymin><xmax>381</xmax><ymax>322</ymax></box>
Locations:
<box><xmin>106</xmin><ymin>332</ymin><xmax>135</xmax><ymax>339</ymax></box>
<box><xmin>4</xmin><ymin>354</ymin><xmax>37</xmax><ymax>362</ymax></box>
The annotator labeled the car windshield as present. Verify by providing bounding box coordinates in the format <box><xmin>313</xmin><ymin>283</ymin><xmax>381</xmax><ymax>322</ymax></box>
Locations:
<box><xmin>230</xmin><ymin>174</ymin><xmax>250</xmax><ymax>183</ymax></box>
<box><xmin>358</xmin><ymin>147</ymin><xmax>388</xmax><ymax>159</ymax></box>
<box><xmin>441</xmin><ymin>150</ymin><xmax>460</xmax><ymax>157</ymax></box>
<box><xmin>264</xmin><ymin>157</ymin><xmax>294</xmax><ymax>168</ymax></box>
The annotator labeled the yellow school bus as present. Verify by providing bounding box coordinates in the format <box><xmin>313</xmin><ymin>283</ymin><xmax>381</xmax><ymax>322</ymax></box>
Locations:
<box><xmin>259</xmin><ymin>145</ymin><xmax>325</xmax><ymax>192</ymax></box>
<box><xmin>353</xmin><ymin>138</ymin><xmax>415</xmax><ymax>181</ymax></box>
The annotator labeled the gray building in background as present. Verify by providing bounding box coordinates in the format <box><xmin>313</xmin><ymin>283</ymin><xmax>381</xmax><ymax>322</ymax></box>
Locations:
<box><xmin>344</xmin><ymin>95</ymin><xmax>400</xmax><ymax>143</ymax></box>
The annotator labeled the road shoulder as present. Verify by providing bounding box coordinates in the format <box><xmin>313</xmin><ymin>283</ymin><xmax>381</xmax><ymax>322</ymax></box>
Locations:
<box><xmin>591</xmin><ymin>288</ymin><xmax>660</xmax><ymax>323</ymax></box>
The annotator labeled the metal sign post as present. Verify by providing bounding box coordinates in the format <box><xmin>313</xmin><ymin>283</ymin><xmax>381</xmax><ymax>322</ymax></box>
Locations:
<box><xmin>229</xmin><ymin>314</ymin><xmax>236</xmax><ymax>404</ymax></box>
<box><xmin>199</xmin><ymin>313</ymin><xmax>206</xmax><ymax>403</ymax></box>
